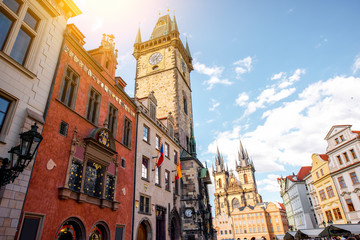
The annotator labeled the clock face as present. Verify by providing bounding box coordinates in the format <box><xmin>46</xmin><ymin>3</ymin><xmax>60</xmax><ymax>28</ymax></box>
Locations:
<box><xmin>181</xmin><ymin>60</ymin><xmax>186</xmax><ymax>72</ymax></box>
<box><xmin>185</xmin><ymin>209</ymin><xmax>192</xmax><ymax>218</ymax></box>
<box><xmin>149</xmin><ymin>52</ymin><xmax>163</xmax><ymax>65</ymax></box>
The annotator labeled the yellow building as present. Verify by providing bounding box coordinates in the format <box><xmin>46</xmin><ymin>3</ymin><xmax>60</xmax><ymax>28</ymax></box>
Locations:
<box><xmin>310</xmin><ymin>153</ymin><xmax>347</xmax><ymax>226</ymax></box>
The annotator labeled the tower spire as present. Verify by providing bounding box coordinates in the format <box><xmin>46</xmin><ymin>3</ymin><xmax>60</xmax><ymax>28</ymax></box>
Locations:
<box><xmin>172</xmin><ymin>15</ymin><xmax>179</xmax><ymax>32</ymax></box>
<box><xmin>189</xmin><ymin>122</ymin><xmax>197</xmax><ymax>157</ymax></box>
<box><xmin>215</xmin><ymin>146</ymin><xmax>224</xmax><ymax>172</ymax></box>
<box><xmin>186</xmin><ymin>38</ymin><xmax>192</xmax><ymax>58</ymax></box>
<box><xmin>135</xmin><ymin>26</ymin><xmax>142</xmax><ymax>43</ymax></box>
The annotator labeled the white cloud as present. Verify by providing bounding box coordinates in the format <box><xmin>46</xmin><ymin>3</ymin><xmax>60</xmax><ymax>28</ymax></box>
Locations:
<box><xmin>209</xmin><ymin>99</ymin><xmax>220</xmax><ymax>111</ymax></box>
<box><xmin>209</xmin><ymin>75</ymin><xmax>360</xmax><ymax>173</ymax></box>
<box><xmin>257</xmin><ymin>174</ymin><xmax>281</xmax><ymax>193</ymax></box>
<box><xmin>233</xmin><ymin>56</ymin><xmax>253</xmax><ymax>79</ymax></box>
<box><xmin>194</xmin><ymin>60</ymin><xmax>232</xmax><ymax>90</ymax></box>
<box><xmin>243</xmin><ymin>69</ymin><xmax>305</xmax><ymax>116</ymax></box>
<box><xmin>235</xmin><ymin>92</ymin><xmax>249</xmax><ymax>106</ymax></box>
<box><xmin>352</xmin><ymin>54</ymin><xmax>360</xmax><ymax>74</ymax></box>
<box><xmin>182</xmin><ymin>32</ymin><xmax>193</xmax><ymax>39</ymax></box>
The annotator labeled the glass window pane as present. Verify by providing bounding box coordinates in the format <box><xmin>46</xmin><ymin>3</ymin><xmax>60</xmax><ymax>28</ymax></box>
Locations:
<box><xmin>10</xmin><ymin>28</ymin><xmax>32</xmax><ymax>65</ymax></box>
<box><xmin>0</xmin><ymin>96</ymin><xmax>10</xmax><ymax>131</ymax></box>
<box><xmin>19</xmin><ymin>216</ymin><xmax>40</xmax><ymax>240</ymax></box>
<box><xmin>24</xmin><ymin>11</ymin><xmax>38</xmax><ymax>30</ymax></box>
<box><xmin>3</xmin><ymin>0</ymin><xmax>20</xmax><ymax>13</ymax></box>
<box><xmin>0</xmin><ymin>11</ymin><xmax>13</xmax><ymax>49</ymax></box>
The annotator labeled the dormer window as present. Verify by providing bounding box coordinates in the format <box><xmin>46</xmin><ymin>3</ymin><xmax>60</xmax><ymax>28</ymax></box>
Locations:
<box><xmin>149</xmin><ymin>102</ymin><xmax>156</xmax><ymax>120</ymax></box>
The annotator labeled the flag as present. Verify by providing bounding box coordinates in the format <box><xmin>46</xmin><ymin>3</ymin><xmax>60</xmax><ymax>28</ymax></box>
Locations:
<box><xmin>175</xmin><ymin>157</ymin><xmax>182</xmax><ymax>180</ymax></box>
<box><xmin>156</xmin><ymin>143</ymin><xmax>164</xmax><ymax>168</ymax></box>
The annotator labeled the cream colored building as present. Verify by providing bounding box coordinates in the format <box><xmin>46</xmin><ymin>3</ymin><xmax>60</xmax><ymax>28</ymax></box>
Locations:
<box><xmin>133</xmin><ymin>93</ymin><xmax>182</xmax><ymax>240</ymax></box>
<box><xmin>324</xmin><ymin>125</ymin><xmax>360</xmax><ymax>223</ymax></box>
<box><xmin>0</xmin><ymin>0</ymin><xmax>80</xmax><ymax>239</ymax></box>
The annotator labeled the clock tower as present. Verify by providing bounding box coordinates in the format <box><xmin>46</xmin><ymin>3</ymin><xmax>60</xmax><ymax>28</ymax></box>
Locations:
<box><xmin>133</xmin><ymin>14</ymin><xmax>193</xmax><ymax>150</ymax></box>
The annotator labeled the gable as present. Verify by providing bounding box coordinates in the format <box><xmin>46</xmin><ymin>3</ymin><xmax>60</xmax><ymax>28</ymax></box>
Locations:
<box><xmin>324</xmin><ymin>125</ymin><xmax>351</xmax><ymax>140</ymax></box>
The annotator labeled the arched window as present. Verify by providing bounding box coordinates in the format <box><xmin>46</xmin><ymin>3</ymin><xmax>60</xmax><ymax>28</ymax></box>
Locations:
<box><xmin>218</xmin><ymin>179</ymin><xmax>222</xmax><ymax>188</ymax></box>
<box><xmin>232</xmin><ymin>198</ymin><xmax>240</xmax><ymax>209</ymax></box>
<box><xmin>55</xmin><ymin>217</ymin><xmax>85</xmax><ymax>240</ymax></box>
<box><xmin>244</xmin><ymin>174</ymin><xmax>248</xmax><ymax>183</ymax></box>
<box><xmin>89</xmin><ymin>222</ymin><xmax>110</xmax><ymax>240</ymax></box>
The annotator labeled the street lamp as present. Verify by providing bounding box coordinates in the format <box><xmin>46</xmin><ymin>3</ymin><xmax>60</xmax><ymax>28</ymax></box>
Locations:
<box><xmin>0</xmin><ymin>123</ymin><xmax>43</xmax><ymax>187</ymax></box>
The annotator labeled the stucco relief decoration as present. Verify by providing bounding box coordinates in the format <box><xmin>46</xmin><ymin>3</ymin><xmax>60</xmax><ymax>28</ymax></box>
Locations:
<box><xmin>63</xmin><ymin>45</ymin><xmax>135</xmax><ymax>117</ymax></box>
<box><xmin>46</xmin><ymin>159</ymin><xmax>56</xmax><ymax>170</ymax></box>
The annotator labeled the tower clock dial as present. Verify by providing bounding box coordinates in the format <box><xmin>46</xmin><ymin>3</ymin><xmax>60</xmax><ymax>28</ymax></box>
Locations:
<box><xmin>149</xmin><ymin>52</ymin><xmax>163</xmax><ymax>65</ymax></box>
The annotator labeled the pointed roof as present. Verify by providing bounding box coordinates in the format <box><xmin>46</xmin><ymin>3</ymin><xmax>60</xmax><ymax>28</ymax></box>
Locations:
<box><xmin>190</xmin><ymin>123</ymin><xmax>197</xmax><ymax>157</ymax></box>
<box><xmin>215</xmin><ymin>146</ymin><xmax>224</xmax><ymax>172</ymax></box>
<box><xmin>296</xmin><ymin>166</ymin><xmax>312</xmax><ymax>181</ymax></box>
<box><xmin>186</xmin><ymin>39</ymin><xmax>191</xmax><ymax>58</ymax></box>
<box><xmin>135</xmin><ymin>26</ymin><xmax>142</xmax><ymax>43</ymax></box>
<box><xmin>172</xmin><ymin>15</ymin><xmax>179</xmax><ymax>32</ymax></box>
<box><xmin>238</xmin><ymin>140</ymin><xmax>250</xmax><ymax>167</ymax></box>
<box><xmin>150</xmin><ymin>14</ymin><xmax>174</xmax><ymax>40</ymax></box>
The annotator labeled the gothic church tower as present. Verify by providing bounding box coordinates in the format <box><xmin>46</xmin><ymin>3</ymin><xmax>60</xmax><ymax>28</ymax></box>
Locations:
<box><xmin>133</xmin><ymin>14</ymin><xmax>193</xmax><ymax>150</ymax></box>
<box><xmin>213</xmin><ymin>141</ymin><xmax>263</xmax><ymax>217</ymax></box>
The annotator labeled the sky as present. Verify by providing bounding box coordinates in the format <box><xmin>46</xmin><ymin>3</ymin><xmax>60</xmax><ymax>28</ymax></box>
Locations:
<box><xmin>69</xmin><ymin>0</ymin><xmax>360</xmax><ymax>206</ymax></box>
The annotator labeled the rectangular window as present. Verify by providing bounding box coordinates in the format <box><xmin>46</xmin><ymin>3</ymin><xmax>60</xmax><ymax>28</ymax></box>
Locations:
<box><xmin>174</xmin><ymin>150</ymin><xmax>178</xmax><ymax>164</ymax></box>
<box><xmin>343</xmin><ymin>152</ymin><xmax>350</xmax><ymax>162</ymax></box>
<box><xmin>335</xmin><ymin>138</ymin><xmax>339</xmax><ymax>144</ymax></box>
<box><xmin>350</xmin><ymin>149</ymin><xmax>357</xmax><ymax>159</ymax></box>
<box><xmin>142</xmin><ymin>157</ymin><xmax>149</xmax><ymax>180</ymax></box>
<box><xmin>165</xmin><ymin>170</ymin><xmax>170</xmax><ymax>191</ymax></box>
<box><xmin>346</xmin><ymin>198</ymin><xmax>355</xmax><ymax>212</ymax></box>
<box><xmin>338</xmin><ymin>176</ymin><xmax>346</xmax><ymax>188</ymax></box>
<box><xmin>165</xmin><ymin>143</ymin><xmax>169</xmax><ymax>158</ymax></box>
<box><xmin>155</xmin><ymin>135</ymin><xmax>160</xmax><ymax>150</ymax></box>
<box><xmin>122</xmin><ymin>117</ymin><xmax>132</xmax><ymax>148</ymax></box>
<box><xmin>139</xmin><ymin>195</ymin><xmax>150</xmax><ymax>214</ymax></box>
<box><xmin>316</xmin><ymin>172</ymin><xmax>320</xmax><ymax>178</ymax></box>
<box><xmin>336</xmin><ymin>155</ymin><xmax>343</xmax><ymax>165</ymax></box>
<box><xmin>0</xmin><ymin>94</ymin><xmax>11</xmax><ymax>132</ymax></box>
<box><xmin>277</xmin><ymin>226</ymin><xmax>280</xmax><ymax>232</ymax></box>
<box><xmin>340</xmin><ymin>135</ymin><xmax>345</xmax><ymax>141</ymax></box>
<box><xmin>84</xmin><ymin>161</ymin><xmax>103</xmax><ymax>198</ymax></box>
<box><xmin>86</xmin><ymin>88</ymin><xmax>101</xmax><ymax>124</ymax></box>
<box><xmin>59</xmin><ymin>66</ymin><xmax>79</xmax><ymax>109</ymax></box>
<box><xmin>115</xmin><ymin>225</ymin><xmax>125</xmax><ymax>240</ymax></box>
<box><xmin>19</xmin><ymin>214</ymin><xmax>43</xmax><ymax>240</ymax></box>
<box><xmin>0</xmin><ymin>0</ymin><xmax>40</xmax><ymax>66</ymax></box>
<box><xmin>174</xmin><ymin>177</ymin><xmax>179</xmax><ymax>195</ymax></box>
<box><xmin>262</xmin><ymin>227</ymin><xmax>265</xmax><ymax>232</ymax></box>
<box><xmin>326</xmin><ymin>186</ymin><xmax>335</xmax><ymax>198</ymax></box>
<box><xmin>350</xmin><ymin>172</ymin><xmax>359</xmax><ymax>184</ymax></box>
<box><xmin>320</xmin><ymin>169</ymin><xmax>324</xmax><ymax>176</ymax></box>
<box><xmin>319</xmin><ymin>189</ymin><xmax>327</xmax><ymax>201</ymax></box>
<box><xmin>143</xmin><ymin>125</ymin><xmax>149</xmax><ymax>142</ymax></box>
<box><xmin>121</xmin><ymin>158</ymin><xmax>126</xmax><ymax>168</ymax></box>
<box><xmin>107</xmin><ymin>104</ymin><xmax>118</xmax><ymax>136</ymax></box>
<box><xmin>155</xmin><ymin>166</ymin><xmax>160</xmax><ymax>185</ymax></box>
<box><xmin>59</xmin><ymin>121</ymin><xmax>68</xmax><ymax>137</ymax></box>
<box><xmin>105</xmin><ymin>175</ymin><xmax>115</xmax><ymax>201</ymax></box>
<box><xmin>325</xmin><ymin>210</ymin><xmax>333</xmax><ymax>221</ymax></box>
<box><xmin>68</xmin><ymin>159</ymin><xmax>83</xmax><ymax>192</ymax></box>
<box><xmin>332</xmin><ymin>208</ymin><xmax>342</xmax><ymax>220</ymax></box>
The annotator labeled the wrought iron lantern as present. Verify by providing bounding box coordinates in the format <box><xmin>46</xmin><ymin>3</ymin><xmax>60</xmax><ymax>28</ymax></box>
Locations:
<box><xmin>0</xmin><ymin>123</ymin><xmax>43</xmax><ymax>187</ymax></box>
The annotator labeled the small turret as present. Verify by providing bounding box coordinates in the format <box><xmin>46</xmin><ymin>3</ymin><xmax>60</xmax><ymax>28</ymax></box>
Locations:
<box><xmin>135</xmin><ymin>26</ymin><xmax>142</xmax><ymax>44</ymax></box>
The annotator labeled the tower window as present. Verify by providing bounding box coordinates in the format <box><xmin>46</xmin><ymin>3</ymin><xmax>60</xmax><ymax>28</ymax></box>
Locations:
<box><xmin>152</xmin><ymin>65</ymin><xmax>158</xmax><ymax>70</ymax></box>
<box><xmin>107</xmin><ymin>104</ymin><xmax>118</xmax><ymax>136</ymax></box>
<box><xmin>183</xmin><ymin>96</ymin><xmax>188</xmax><ymax>115</ymax></box>
<box><xmin>244</xmin><ymin>174</ymin><xmax>248</xmax><ymax>183</ymax></box>
<box><xmin>59</xmin><ymin>121</ymin><xmax>68</xmax><ymax>136</ymax></box>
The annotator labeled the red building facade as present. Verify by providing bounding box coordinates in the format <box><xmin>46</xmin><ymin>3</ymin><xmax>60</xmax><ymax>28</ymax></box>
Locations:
<box><xmin>17</xmin><ymin>24</ymin><xmax>136</xmax><ymax>240</ymax></box>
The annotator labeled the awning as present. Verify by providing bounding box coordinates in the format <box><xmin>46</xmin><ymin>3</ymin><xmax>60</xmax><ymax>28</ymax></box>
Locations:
<box><xmin>284</xmin><ymin>231</ymin><xmax>296</xmax><ymax>240</ymax></box>
<box><xmin>295</xmin><ymin>229</ymin><xmax>323</xmax><ymax>239</ymax></box>
<box><xmin>319</xmin><ymin>225</ymin><xmax>352</xmax><ymax>237</ymax></box>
